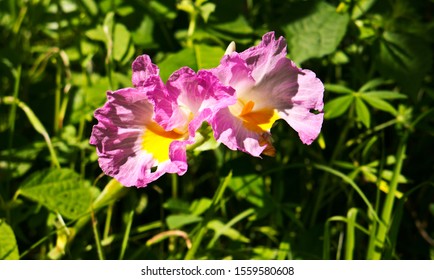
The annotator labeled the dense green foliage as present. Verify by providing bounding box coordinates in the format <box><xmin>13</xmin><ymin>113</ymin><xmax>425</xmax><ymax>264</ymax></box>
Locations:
<box><xmin>1</xmin><ymin>0</ymin><xmax>434</xmax><ymax>260</ymax></box>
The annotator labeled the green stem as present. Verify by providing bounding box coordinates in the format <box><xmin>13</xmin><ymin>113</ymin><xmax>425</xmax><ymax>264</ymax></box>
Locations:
<box><xmin>119</xmin><ymin>209</ymin><xmax>134</xmax><ymax>260</ymax></box>
<box><xmin>6</xmin><ymin>65</ymin><xmax>22</xmax><ymax>199</ymax></box>
<box><xmin>369</xmin><ymin>131</ymin><xmax>408</xmax><ymax>259</ymax></box>
<box><xmin>186</xmin><ymin>11</ymin><xmax>197</xmax><ymax>48</ymax></box>
<box><xmin>91</xmin><ymin>210</ymin><xmax>105</xmax><ymax>260</ymax></box>
<box><xmin>310</xmin><ymin>106</ymin><xmax>354</xmax><ymax>226</ymax></box>
<box><xmin>54</xmin><ymin>57</ymin><xmax>62</xmax><ymax>135</ymax></box>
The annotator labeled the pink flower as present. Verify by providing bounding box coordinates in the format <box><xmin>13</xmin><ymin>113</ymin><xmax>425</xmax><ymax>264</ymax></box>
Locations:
<box><xmin>209</xmin><ymin>32</ymin><xmax>324</xmax><ymax>157</ymax></box>
<box><xmin>90</xmin><ymin>55</ymin><xmax>234</xmax><ymax>187</ymax></box>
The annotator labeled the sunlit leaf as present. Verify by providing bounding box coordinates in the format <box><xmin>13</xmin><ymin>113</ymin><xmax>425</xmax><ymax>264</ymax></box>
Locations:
<box><xmin>361</xmin><ymin>95</ymin><xmax>397</xmax><ymax>115</ymax></box>
<box><xmin>324</xmin><ymin>95</ymin><xmax>354</xmax><ymax>119</ymax></box>
<box><xmin>355</xmin><ymin>98</ymin><xmax>371</xmax><ymax>128</ymax></box>
<box><xmin>166</xmin><ymin>214</ymin><xmax>202</xmax><ymax>229</ymax></box>
<box><xmin>363</xmin><ymin>91</ymin><xmax>407</xmax><ymax>100</ymax></box>
<box><xmin>283</xmin><ymin>1</ymin><xmax>349</xmax><ymax>64</ymax></box>
<box><xmin>18</xmin><ymin>168</ymin><xmax>93</xmax><ymax>220</ymax></box>
<box><xmin>113</xmin><ymin>23</ymin><xmax>133</xmax><ymax>62</ymax></box>
<box><xmin>0</xmin><ymin>220</ymin><xmax>19</xmax><ymax>260</ymax></box>
<box><xmin>207</xmin><ymin>219</ymin><xmax>250</xmax><ymax>243</ymax></box>
<box><xmin>325</xmin><ymin>84</ymin><xmax>354</xmax><ymax>94</ymax></box>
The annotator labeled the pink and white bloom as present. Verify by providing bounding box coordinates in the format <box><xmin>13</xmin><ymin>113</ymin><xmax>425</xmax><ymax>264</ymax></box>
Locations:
<box><xmin>210</xmin><ymin>32</ymin><xmax>324</xmax><ymax>157</ymax></box>
<box><xmin>90</xmin><ymin>55</ymin><xmax>234</xmax><ymax>187</ymax></box>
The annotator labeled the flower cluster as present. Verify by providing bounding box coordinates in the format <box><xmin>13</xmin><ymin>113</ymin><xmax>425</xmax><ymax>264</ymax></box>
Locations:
<box><xmin>90</xmin><ymin>32</ymin><xmax>324</xmax><ymax>187</ymax></box>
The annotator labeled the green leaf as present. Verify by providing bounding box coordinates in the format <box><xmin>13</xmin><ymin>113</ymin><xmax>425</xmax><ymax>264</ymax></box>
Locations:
<box><xmin>355</xmin><ymin>98</ymin><xmax>371</xmax><ymax>128</ymax></box>
<box><xmin>0</xmin><ymin>142</ymin><xmax>44</xmax><ymax>179</ymax></box>
<box><xmin>85</xmin><ymin>26</ymin><xmax>106</xmax><ymax>43</ymax></box>
<box><xmin>363</xmin><ymin>91</ymin><xmax>407</xmax><ymax>100</ymax></box>
<box><xmin>131</xmin><ymin>15</ymin><xmax>156</xmax><ymax>48</ymax></box>
<box><xmin>207</xmin><ymin>219</ymin><xmax>250</xmax><ymax>244</ymax></box>
<box><xmin>158</xmin><ymin>44</ymin><xmax>225</xmax><ymax>81</ymax></box>
<box><xmin>325</xmin><ymin>84</ymin><xmax>354</xmax><ymax>94</ymax></box>
<box><xmin>190</xmin><ymin>198</ymin><xmax>212</xmax><ymax>216</ymax></box>
<box><xmin>163</xmin><ymin>198</ymin><xmax>190</xmax><ymax>213</ymax></box>
<box><xmin>229</xmin><ymin>175</ymin><xmax>266</xmax><ymax>208</ymax></box>
<box><xmin>113</xmin><ymin>23</ymin><xmax>133</xmax><ymax>62</ymax></box>
<box><xmin>283</xmin><ymin>2</ymin><xmax>349</xmax><ymax>64</ymax></box>
<box><xmin>158</xmin><ymin>48</ymin><xmax>196</xmax><ymax>82</ymax></box>
<box><xmin>351</xmin><ymin>0</ymin><xmax>376</xmax><ymax>19</ymax></box>
<box><xmin>358</xmin><ymin>78</ymin><xmax>392</xmax><ymax>92</ymax></box>
<box><xmin>361</xmin><ymin>95</ymin><xmax>397</xmax><ymax>116</ymax></box>
<box><xmin>378</xmin><ymin>32</ymin><xmax>432</xmax><ymax>95</ymax></box>
<box><xmin>81</xmin><ymin>0</ymin><xmax>98</xmax><ymax>16</ymax></box>
<box><xmin>210</xmin><ymin>15</ymin><xmax>253</xmax><ymax>35</ymax></box>
<box><xmin>166</xmin><ymin>214</ymin><xmax>202</xmax><ymax>229</ymax></box>
<box><xmin>199</xmin><ymin>2</ymin><xmax>216</xmax><ymax>23</ymax></box>
<box><xmin>0</xmin><ymin>220</ymin><xmax>19</xmax><ymax>260</ymax></box>
<box><xmin>18</xmin><ymin>168</ymin><xmax>93</xmax><ymax>220</ymax></box>
<box><xmin>324</xmin><ymin>95</ymin><xmax>354</xmax><ymax>119</ymax></box>
<box><xmin>193</xmin><ymin>44</ymin><xmax>224</xmax><ymax>70</ymax></box>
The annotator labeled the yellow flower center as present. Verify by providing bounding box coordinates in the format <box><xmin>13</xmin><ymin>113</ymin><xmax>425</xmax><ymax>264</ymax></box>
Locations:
<box><xmin>142</xmin><ymin>121</ymin><xmax>186</xmax><ymax>163</ymax></box>
<box><xmin>229</xmin><ymin>98</ymin><xmax>280</xmax><ymax>156</ymax></box>
<box><xmin>229</xmin><ymin>99</ymin><xmax>280</xmax><ymax>133</ymax></box>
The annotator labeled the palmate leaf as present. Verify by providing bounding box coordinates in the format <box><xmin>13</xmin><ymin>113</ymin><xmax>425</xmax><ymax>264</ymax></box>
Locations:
<box><xmin>283</xmin><ymin>1</ymin><xmax>349</xmax><ymax>64</ymax></box>
<box><xmin>0</xmin><ymin>220</ymin><xmax>19</xmax><ymax>260</ymax></box>
<box><xmin>17</xmin><ymin>168</ymin><xmax>93</xmax><ymax>220</ymax></box>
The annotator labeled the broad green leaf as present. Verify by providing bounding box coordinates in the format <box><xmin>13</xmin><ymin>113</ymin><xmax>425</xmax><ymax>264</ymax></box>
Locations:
<box><xmin>166</xmin><ymin>214</ymin><xmax>202</xmax><ymax>229</ymax></box>
<box><xmin>81</xmin><ymin>0</ymin><xmax>98</xmax><ymax>16</ymax></box>
<box><xmin>70</xmin><ymin>73</ymin><xmax>110</xmax><ymax>123</ymax></box>
<box><xmin>0</xmin><ymin>220</ymin><xmax>19</xmax><ymax>260</ymax></box>
<box><xmin>355</xmin><ymin>98</ymin><xmax>371</xmax><ymax>128</ymax></box>
<box><xmin>0</xmin><ymin>142</ymin><xmax>44</xmax><ymax>179</ymax></box>
<box><xmin>283</xmin><ymin>2</ymin><xmax>349</xmax><ymax>64</ymax></box>
<box><xmin>18</xmin><ymin>168</ymin><xmax>93</xmax><ymax>220</ymax></box>
<box><xmin>210</xmin><ymin>15</ymin><xmax>253</xmax><ymax>35</ymax></box>
<box><xmin>229</xmin><ymin>175</ymin><xmax>266</xmax><ymax>208</ymax></box>
<box><xmin>361</xmin><ymin>95</ymin><xmax>397</xmax><ymax>115</ymax></box>
<box><xmin>363</xmin><ymin>91</ymin><xmax>407</xmax><ymax>100</ymax></box>
<box><xmin>324</xmin><ymin>95</ymin><xmax>354</xmax><ymax>119</ymax></box>
<box><xmin>378</xmin><ymin>31</ymin><xmax>432</xmax><ymax>94</ymax></box>
<box><xmin>163</xmin><ymin>198</ymin><xmax>190</xmax><ymax>213</ymax></box>
<box><xmin>85</xmin><ymin>26</ymin><xmax>106</xmax><ymax>43</ymax></box>
<box><xmin>190</xmin><ymin>198</ymin><xmax>212</xmax><ymax>216</ymax></box>
<box><xmin>158</xmin><ymin>48</ymin><xmax>196</xmax><ymax>82</ymax></box>
<box><xmin>194</xmin><ymin>44</ymin><xmax>224</xmax><ymax>70</ymax></box>
<box><xmin>113</xmin><ymin>23</ymin><xmax>132</xmax><ymax>62</ymax></box>
<box><xmin>131</xmin><ymin>15</ymin><xmax>156</xmax><ymax>48</ymax></box>
<box><xmin>325</xmin><ymin>84</ymin><xmax>354</xmax><ymax>94</ymax></box>
<box><xmin>158</xmin><ymin>44</ymin><xmax>224</xmax><ymax>81</ymax></box>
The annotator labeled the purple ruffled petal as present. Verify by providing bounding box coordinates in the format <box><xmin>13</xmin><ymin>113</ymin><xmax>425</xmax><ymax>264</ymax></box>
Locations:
<box><xmin>90</xmin><ymin>87</ymin><xmax>187</xmax><ymax>187</ymax></box>
<box><xmin>209</xmin><ymin>31</ymin><xmax>324</xmax><ymax>155</ymax></box>
<box><xmin>132</xmin><ymin>55</ymin><xmax>159</xmax><ymax>88</ymax></box>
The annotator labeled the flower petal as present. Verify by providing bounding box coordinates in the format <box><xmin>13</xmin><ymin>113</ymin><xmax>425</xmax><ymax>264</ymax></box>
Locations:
<box><xmin>146</xmin><ymin>67</ymin><xmax>236</xmax><ymax>139</ymax></box>
<box><xmin>90</xmin><ymin>87</ymin><xmax>187</xmax><ymax>187</ymax></box>
<box><xmin>210</xmin><ymin>31</ymin><xmax>324</xmax><ymax>154</ymax></box>
<box><xmin>210</xmin><ymin>107</ymin><xmax>268</xmax><ymax>157</ymax></box>
<box><xmin>132</xmin><ymin>55</ymin><xmax>159</xmax><ymax>88</ymax></box>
